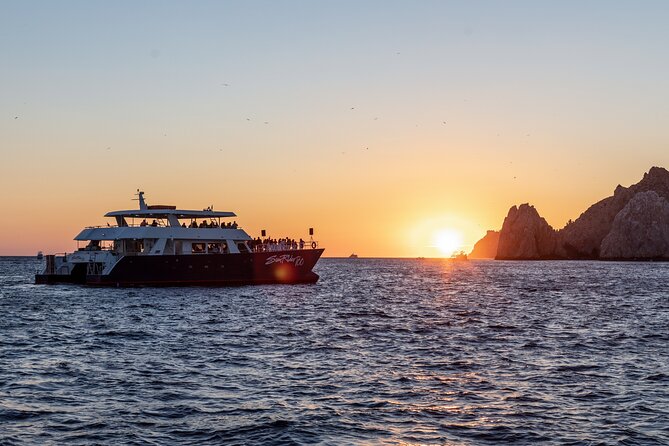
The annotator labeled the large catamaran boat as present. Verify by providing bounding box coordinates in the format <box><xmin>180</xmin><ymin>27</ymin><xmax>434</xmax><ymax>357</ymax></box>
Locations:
<box><xmin>35</xmin><ymin>192</ymin><xmax>324</xmax><ymax>286</ymax></box>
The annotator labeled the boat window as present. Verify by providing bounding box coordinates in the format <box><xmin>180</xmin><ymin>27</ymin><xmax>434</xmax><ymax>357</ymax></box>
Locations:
<box><xmin>124</xmin><ymin>240</ymin><xmax>143</xmax><ymax>253</ymax></box>
<box><xmin>207</xmin><ymin>243</ymin><xmax>222</xmax><ymax>254</ymax></box>
<box><xmin>84</xmin><ymin>241</ymin><xmax>102</xmax><ymax>251</ymax></box>
<box><xmin>237</xmin><ymin>242</ymin><xmax>250</xmax><ymax>253</ymax></box>
<box><xmin>192</xmin><ymin>243</ymin><xmax>206</xmax><ymax>254</ymax></box>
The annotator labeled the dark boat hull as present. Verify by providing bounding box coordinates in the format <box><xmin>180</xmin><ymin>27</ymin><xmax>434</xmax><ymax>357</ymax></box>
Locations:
<box><xmin>36</xmin><ymin>249</ymin><xmax>324</xmax><ymax>287</ymax></box>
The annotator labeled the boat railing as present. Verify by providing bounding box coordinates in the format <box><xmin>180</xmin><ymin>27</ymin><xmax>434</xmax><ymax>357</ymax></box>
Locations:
<box><xmin>85</xmin><ymin>223</ymin><xmax>242</xmax><ymax>229</ymax></box>
<box><xmin>85</xmin><ymin>224</ymin><xmax>167</xmax><ymax>229</ymax></box>
<box><xmin>77</xmin><ymin>246</ymin><xmax>115</xmax><ymax>252</ymax></box>
<box><xmin>252</xmin><ymin>241</ymin><xmax>319</xmax><ymax>252</ymax></box>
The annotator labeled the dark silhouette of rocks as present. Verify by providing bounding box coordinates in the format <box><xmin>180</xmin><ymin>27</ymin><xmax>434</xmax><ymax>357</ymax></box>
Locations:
<box><xmin>468</xmin><ymin>230</ymin><xmax>499</xmax><ymax>259</ymax></box>
<box><xmin>559</xmin><ymin>166</ymin><xmax>669</xmax><ymax>258</ymax></box>
<box><xmin>493</xmin><ymin>166</ymin><xmax>669</xmax><ymax>260</ymax></box>
<box><xmin>600</xmin><ymin>191</ymin><xmax>669</xmax><ymax>259</ymax></box>
<box><xmin>496</xmin><ymin>204</ymin><xmax>560</xmax><ymax>259</ymax></box>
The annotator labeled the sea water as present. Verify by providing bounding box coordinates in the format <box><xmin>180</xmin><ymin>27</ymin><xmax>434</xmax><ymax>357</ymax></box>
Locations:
<box><xmin>1</xmin><ymin>257</ymin><xmax>668</xmax><ymax>445</ymax></box>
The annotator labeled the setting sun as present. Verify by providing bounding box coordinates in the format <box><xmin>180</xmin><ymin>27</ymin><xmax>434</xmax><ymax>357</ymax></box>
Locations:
<box><xmin>433</xmin><ymin>229</ymin><xmax>463</xmax><ymax>256</ymax></box>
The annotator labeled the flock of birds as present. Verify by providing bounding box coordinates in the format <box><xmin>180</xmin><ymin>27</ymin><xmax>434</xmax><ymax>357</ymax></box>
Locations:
<box><xmin>10</xmin><ymin>79</ymin><xmax>526</xmax><ymax>181</ymax></box>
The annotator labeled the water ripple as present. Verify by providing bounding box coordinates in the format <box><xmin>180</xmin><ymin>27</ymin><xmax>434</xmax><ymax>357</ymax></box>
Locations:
<box><xmin>1</xmin><ymin>257</ymin><xmax>668</xmax><ymax>444</ymax></box>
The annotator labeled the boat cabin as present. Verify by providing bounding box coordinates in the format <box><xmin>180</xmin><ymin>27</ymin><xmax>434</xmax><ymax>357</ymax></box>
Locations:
<box><xmin>75</xmin><ymin>192</ymin><xmax>253</xmax><ymax>256</ymax></box>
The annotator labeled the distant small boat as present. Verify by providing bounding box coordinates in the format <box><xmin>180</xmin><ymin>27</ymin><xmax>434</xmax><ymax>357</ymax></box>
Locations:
<box><xmin>349</xmin><ymin>253</ymin><xmax>358</xmax><ymax>259</ymax></box>
<box><xmin>37</xmin><ymin>251</ymin><xmax>44</xmax><ymax>260</ymax></box>
<box><xmin>451</xmin><ymin>251</ymin><xmax>468</xmax><ymax>261</ymax></box>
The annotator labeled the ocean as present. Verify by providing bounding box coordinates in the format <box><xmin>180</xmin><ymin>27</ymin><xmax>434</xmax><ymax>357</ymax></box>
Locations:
<box><xmin>1</xmin><ymin>257</ymin><xmax>668</xmax><ymax>445</ymax></box>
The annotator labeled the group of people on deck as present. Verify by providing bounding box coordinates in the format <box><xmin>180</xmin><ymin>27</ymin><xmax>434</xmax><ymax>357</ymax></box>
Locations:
<box><xmin>250</xmin><ymin>237</ymin><xmax>306</xmax><ymax>252</ymax></box>
<box><xmin>138</xmin><ymin>219</ymin><xmax>238</xmax><ymax>229</ymax></box>
<box><xmin>184</xmin><ymin>220</ymin><xmax>238</xmax><ymax>229</ymax></box>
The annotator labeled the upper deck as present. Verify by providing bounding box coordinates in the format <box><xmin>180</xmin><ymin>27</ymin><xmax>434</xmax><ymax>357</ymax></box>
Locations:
<box><xmin>76</xmin><ymin>191</ymin><xmax>249</xmax><ymax>241</ymax></box>
<box><xmin>105</xmin><ymin>208</ymin><xmax>236</xmax><ymax>219</ymax></box>
<box><xmin>75</xmin><ymin>226</ymin><xmax>252</xmax><ymax>242</ymax></box>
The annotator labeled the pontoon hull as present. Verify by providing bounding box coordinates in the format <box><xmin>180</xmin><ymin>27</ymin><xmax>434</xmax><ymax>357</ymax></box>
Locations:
<box><xmin>36</xmin><ymin>249</ymin><xmax>324</xmax><ymax>287</ymax></box>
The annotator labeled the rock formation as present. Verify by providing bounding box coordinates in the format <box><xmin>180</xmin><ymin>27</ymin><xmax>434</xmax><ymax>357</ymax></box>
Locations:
<box><xmin>496</xmin><ymin>204</ymin><xmax>560</xmax><ymax>259</ymax></box>
<box><xmin>600</xmin><ymin>191</ymin><xmax>669</xmax><ymax>259</ymax></box>
<box><xmin>559</xmin><ymin>166</ymin><xmax>669</xmax><ymax>258</ymax></box>
<box><xmin>468</xmin><ymin>230</ymin><xmax>499</xmax><ymax>259</ymax></box>
<box><xmin>492</xmin><ymin>166</ymin><xmax>669</xmax><ymax>260</ymax></box>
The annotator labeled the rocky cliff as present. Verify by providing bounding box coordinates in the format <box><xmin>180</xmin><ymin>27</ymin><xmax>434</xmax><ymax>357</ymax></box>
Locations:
<box><xmin>496</xmin><ymin>204</ymin><xmax>560</xmax><ymax>259</ymax></box>
<box><xmin>600</xmin><ymin>191</ymin><xmax>669</xmax><ymax>259</ymax></box>
<box><xmin>559</xmin><ymin>166</ymin><xmax>669</xmax><ymax>258</ymax></box>
<box><xmin>468</xmin><ymin>230</ymin><xmax>499</xmax><ymax>259</ymax></box>
<box><xmin>492</xmin><ymin>166</ymin><xmax>669</xmax><ymax>260</ymax></box>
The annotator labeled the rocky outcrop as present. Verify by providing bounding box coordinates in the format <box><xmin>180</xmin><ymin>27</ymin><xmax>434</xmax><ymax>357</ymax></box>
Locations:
<box><xmin>559</xmin><ymin>166</ymin><xmax>669</xmax><ymax>258</ymax></box>
<box><xmin>494</xmin><ymin>166</ymin><xmax>669</xmax><ymax>260</ymax></box>
<box><xmin>469</xmin><ymin>230</ymin><xmax>500</xmax><ymax>259</ymax></box>
<box><xmin>496</xmin><ymin>204</ymin><xmax>560</xmax><ymax>259</ymax></box>
<box><xmin>600</xmin><ymin>191</ymin><xmax>669</xmax><ymax>259</ymax></box>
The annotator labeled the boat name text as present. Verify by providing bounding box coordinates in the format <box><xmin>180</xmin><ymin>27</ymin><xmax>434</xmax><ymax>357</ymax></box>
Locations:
<box><xmin>265</xmin><ymin>255</ymin><xmax>305</xmax><ymax>267</ymax></box>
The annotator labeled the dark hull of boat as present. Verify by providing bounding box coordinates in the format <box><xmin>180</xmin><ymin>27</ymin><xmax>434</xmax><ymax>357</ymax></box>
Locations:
<box><xmin>35</xmin><ymin>249</ymin><xmax>324</xmax><ymax>287</ymax></box>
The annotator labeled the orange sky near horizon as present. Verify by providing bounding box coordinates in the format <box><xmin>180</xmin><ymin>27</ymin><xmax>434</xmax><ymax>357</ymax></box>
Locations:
<box><xmin>1</xmin><ymin>2</ymin><xmax>668</xmax><ymax>257</ymax></box>
<box><xmin>0</xmin><ymin>147</ymin><xmax>662</xmax><ymax>257</ymax></box>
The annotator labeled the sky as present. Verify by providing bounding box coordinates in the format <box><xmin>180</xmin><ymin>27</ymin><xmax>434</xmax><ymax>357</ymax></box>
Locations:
<box><xmin>1</xmin><ymin>0</ymin><xmax>669</xmax><ymax>257</ymax></box>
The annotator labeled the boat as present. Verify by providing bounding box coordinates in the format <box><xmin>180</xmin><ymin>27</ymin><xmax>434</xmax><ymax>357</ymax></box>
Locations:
<box><xmin>451</xmin><ymin>251</ymin><xmax>468</xmax><ymax>261</ymax></box>
<box><xmin>35</xmin><ymin>192</ymin><xmax>324</xmax><ymax>286</ymax></box>
<box><xmin>348</xmin><ymin>253</ymin><xmax>358</xmax><ymax>259</ymax></box>
<box><xmin>37</xmin><ymin>251</ymin><xmax>44</xmax><ymax>260</ymax></box>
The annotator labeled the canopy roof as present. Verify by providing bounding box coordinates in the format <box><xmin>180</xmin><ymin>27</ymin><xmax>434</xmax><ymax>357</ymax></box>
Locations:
<box><xmin>75</xmin><ymin>226</ymin><xmax>251</xmax><ymax>241</ymax></box>
<box><xmin>105</xmin><ymin>209</ymin><xmax>236</xmax><ymax>219</ymax></box>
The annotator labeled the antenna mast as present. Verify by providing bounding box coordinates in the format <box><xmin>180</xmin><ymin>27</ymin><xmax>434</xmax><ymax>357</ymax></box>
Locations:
<box><xmin>134</xmin><ymin>189</ymin><xmax>148</xmax><ymax>210</ymax></box>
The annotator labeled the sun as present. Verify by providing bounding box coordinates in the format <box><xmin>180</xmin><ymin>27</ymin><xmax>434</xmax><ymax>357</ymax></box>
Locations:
<box><xmin>433</xmin><ymin>229</ymin><xmax>463</xmax><ymax>256</ymax></box>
